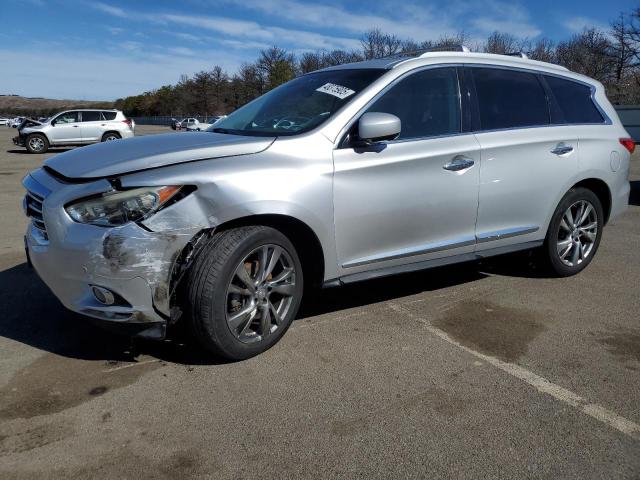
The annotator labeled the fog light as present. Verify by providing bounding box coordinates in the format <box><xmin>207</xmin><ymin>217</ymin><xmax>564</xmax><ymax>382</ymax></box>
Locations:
<box><xmin>92</xmin><ymin>286</ymin><xmax>115</xmax><ymax>305</ymax></box>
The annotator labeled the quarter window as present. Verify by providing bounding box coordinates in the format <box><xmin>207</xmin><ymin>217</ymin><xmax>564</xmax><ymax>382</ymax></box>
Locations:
<box><xmin>81</xmin><ymin>111</ymin><xmax>101</xmax><ymax>122</ymax></box>
<box><xmin>365</xmin><ymin>67</ymin><xmax>461</xmax><ymax>140</ymax></box>
<box><xmin>472</xmin><ymin>68</ymin><xmax>549</xmax><ymax>130</ymax></box>
<box><xmin>102</xmin><ymin>111</ymin><xmax>117</xmax><ymax>120</ymax></box>
<box><xmin>545</xmin><ymin>76</ymin><xmax>604</xmax><ymax>124</ymax></box>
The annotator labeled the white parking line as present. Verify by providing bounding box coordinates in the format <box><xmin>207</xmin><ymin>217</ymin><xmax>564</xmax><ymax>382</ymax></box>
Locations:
<box><xmin>388</xmin><ymin>302</ymin><xmax>640</xmax><ymax>441</ymax></box>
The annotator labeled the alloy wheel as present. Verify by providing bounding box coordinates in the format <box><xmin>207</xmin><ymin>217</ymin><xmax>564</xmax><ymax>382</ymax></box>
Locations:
<box><xmin>225</xmin><ymin>244</ymin><xmax>297</xmax><ymax>343</ymax></box>
<box><xmin>556</xmin><ymin>200</ymin><xmax>598</xmax><ymax>267</ymax></box>
<box><xmin>29</xmin><ymin>137</ymin><xmax>44</xmax><ymax>152</ymax></box>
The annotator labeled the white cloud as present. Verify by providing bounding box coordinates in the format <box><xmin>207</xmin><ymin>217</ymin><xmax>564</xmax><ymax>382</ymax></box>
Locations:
<box><xmin>215</xmin><ymin>0</ymin><xmax>457</xmax><ymax>40</ymax></box>
<box><xmin>167</xmin><ymin>47</ymin><xmax>197</xmax><ymax>56</ymax></box>
<box><xmin>155</xmin><ymin>13</ymin><xmax>361</xmax><ymax>50</ymax></box>
<box><xmin>220</xmin><ymin>39</ymin><xmax>270</xmax><ymax>50</ymax></box>
<box><xmin>107</xmin><ymin>26</ymin><xmax>124</xmax><ymax>35</ymax></box>
<box><xmin>0</xmin><ymin>48</ymin><xmax>244</xmax><ymax>100</ymax></box>
<box><xmin>469</xmin><ymin>0</ymin><xmax>541</xmax><ymax>38</ymax></box>
<box><xmin>563</xmin><ymin>16</ymin><xmax>607</xmax><ymax>34</ymax></box>
<box><xmin>92</xmin><ymin>2</ymin><xmax>128</xmax><ymax>18</ymax></box>
<box><xmin>169</xmin><ymin>32</ymin><xmax>204</xmax><ymax>43</ymax></box>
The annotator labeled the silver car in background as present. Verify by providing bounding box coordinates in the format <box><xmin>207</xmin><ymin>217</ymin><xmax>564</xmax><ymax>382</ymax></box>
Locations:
<box><xmin>22</xmin><ymin>49</ymin><xmax>632</xmax><ymax>359</ymax></box>
<box><xmin>14</xmin><ymin>109</ymin><xmax>134</xmax><ymax>153</ymax></box>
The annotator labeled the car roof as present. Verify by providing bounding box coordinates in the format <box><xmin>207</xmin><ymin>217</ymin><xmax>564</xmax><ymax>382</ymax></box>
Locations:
<box><xmin>320</xmin><ymin>50</ymin><xmax>573</xmax><ymax>77</ymax></box>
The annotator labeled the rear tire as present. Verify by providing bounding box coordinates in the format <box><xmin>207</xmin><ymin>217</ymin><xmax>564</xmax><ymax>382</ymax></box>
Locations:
<box><xmin>542</xmin><ymin>187</ymin><xmax>603</xmax><ymax>277</ymax></box>
<box><xmin>25</xmin><ymin>134</ymin><xmax>48</xmax><ymax>154</ymax></box>
<box><xmin>101</xmin><ymin>132</ymin><xmax>121</xmax><ymax>142</ymax></box>
<box><xmin>185</xmin><ymin>226</ymin><xmax>303</xmax><ymax>360</ymax></box>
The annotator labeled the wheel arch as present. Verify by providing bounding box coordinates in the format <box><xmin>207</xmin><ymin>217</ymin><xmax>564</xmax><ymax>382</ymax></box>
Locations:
<box><xmin>213</xmin><ymin>214</ymin><xmax>326</xmax><ymax>290</ymax></box>
<box><xmin>26</xmin><ymin>131</ymin><xmax>50</xmax><ymax>143</ymax></box>
<box><xmin>101</xmin><ymin>130</ymin><xmax>121</xmax><ymax>140</ymax></box>
<box><xmin>570</xmin><ymin>178</ymin><xmax>612</xmax><ymax>224</ymax></box>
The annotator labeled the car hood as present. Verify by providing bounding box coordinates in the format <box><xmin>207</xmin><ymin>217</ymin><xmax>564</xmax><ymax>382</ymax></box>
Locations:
<box><xmin>44</xmin><ymin>132</ymin><xmax>275</xmax><ymax>179</ymax></box>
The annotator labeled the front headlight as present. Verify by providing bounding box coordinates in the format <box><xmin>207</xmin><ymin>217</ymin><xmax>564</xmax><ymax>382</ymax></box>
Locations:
<box><xmin>65</xmin><ymin>185</ymin><xmax>183</xmax><ymax>227</ymax></box>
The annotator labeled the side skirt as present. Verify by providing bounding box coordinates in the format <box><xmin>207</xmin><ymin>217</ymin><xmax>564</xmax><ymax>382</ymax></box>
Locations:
<box><xmin>323</xmin><ymin>240</ymin><xmax>543</xmax><ymax>287</ymax></box>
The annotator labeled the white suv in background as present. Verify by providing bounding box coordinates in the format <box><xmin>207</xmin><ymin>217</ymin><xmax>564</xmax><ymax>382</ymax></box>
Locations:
<box><xmin>177</xmin><ymin>117</ymin><xmax>200</xmax><ymax>130</ymax></box>
<box><xmin>14</xmin><ymin>109</ymin><xmax>135</xmax><ymax>153</ymax></box>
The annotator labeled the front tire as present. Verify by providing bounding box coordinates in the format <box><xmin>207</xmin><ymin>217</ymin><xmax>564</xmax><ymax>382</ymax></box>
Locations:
<box><xmin>25</xmin><ymin>134</ymin><xmax>48</xmax><ymax>153</ymax></box>
<box><xmin>186</xmin><ymin>226</ymin><xmax>303</xmax><ymax>360</ymax></box>
<box><xmin>543</xmin><ymin>187</ymin><xmax>603</xmax><ymax>277</ymax></box>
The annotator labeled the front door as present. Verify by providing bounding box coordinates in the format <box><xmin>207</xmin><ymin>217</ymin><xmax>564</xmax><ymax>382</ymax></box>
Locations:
<box><xmin>49</xmin><ymin>111</ymin><xmax>82</xmax><ymax>144</ymax></box>
<box><xmin>333</xmin><ymin>67</ymin><xmax>481</xmax><ymax>275</ymax></box>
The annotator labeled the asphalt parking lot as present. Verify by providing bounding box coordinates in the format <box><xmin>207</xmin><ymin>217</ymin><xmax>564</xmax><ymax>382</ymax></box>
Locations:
<box><xmin>0</xmin><ymin>125</ymin><xmax>639</xmax><ymax>478</ymax></box>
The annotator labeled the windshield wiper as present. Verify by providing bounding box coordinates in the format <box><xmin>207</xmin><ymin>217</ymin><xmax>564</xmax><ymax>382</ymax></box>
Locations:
<box><xmin>212</xmin><ymin>127</ymin><xmax>240</xmax><ymax>135</ymax></box>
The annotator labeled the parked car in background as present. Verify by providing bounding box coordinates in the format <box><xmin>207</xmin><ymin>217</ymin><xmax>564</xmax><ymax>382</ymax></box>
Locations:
<box><xmin>0</xmin><ymin>118</ymin><xmax>8</xmax><ymax>126</ymax></box>
<box><xmin>188</xmin><ymin>115</ymin><xmax>227</xmax><ymax>131</ymax></box>
<box><xmin>14</xmin><ymin>109</ymin><xmax>134</xmax><ymax>153</ymax></box>
<box><xmin>177</xmin><ymin>117</ymin><xmax>199</xmax><ymax>130</ymax></box>
<box><xmin>11</xmin><ymin>117</ymin><xmax>25</xmax><ymax>128</ymax></box>
<box><xmin>170</xmin><ymin>118</ymin><xmax>178</xmax><ymax>130</ymax></box>
<box><xmin>21</xmin><ymin>49</ymin><xmax>631</xmax><ymax>360</ymax></box>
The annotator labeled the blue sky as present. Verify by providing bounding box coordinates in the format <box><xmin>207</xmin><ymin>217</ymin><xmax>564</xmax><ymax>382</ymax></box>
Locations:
<box><xmin>0</xmin><ymin>0</ymin><xmax>635</xmax><ymax>100</ymax></box>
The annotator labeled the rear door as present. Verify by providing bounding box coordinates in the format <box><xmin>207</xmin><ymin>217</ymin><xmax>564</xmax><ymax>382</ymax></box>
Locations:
<box><xmin>468</xmin><ymin>66</ymin><xmax>579</xmax><ymax>251</ymax></box>
<box><xmin>49</xmin><ymin>111</ymin><xmax>82</xmax><ymax>144</ymax></box>
<box><xmin>79</xmin><ymin>111</ymin><xmax>104</xmax><ymax>142</ymax></box>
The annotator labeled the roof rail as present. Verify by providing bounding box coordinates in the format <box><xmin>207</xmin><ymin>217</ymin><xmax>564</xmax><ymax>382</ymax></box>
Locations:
<box><xmin>419</xmin><ymin>45</ymin><xmax>470</xmax><ymax>55</ymax></box>
<box><xmin>503</xmin><ymin>51</ymin><xmax>529</xmax><ymax>59</ymax></box>
<box><xmin>379</xmin><ymin>45</ymin><xmax>471</xmax><ymax>61</ymax></box>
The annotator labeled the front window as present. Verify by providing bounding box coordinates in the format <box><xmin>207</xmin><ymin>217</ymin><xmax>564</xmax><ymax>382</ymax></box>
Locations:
<box><xmin>365</xmin><ymin>67</ymin><xmax>461</xmax><ymax>140</ymax></box>
<box><xmin>211</xmin><ymin>69</ymin><xmax>385</xmax><ymax>136</ymax></box>
<box><xmin>54</xmin><ymin>111</ymin><xmax>79</xmax><ymax>124</ymax></box>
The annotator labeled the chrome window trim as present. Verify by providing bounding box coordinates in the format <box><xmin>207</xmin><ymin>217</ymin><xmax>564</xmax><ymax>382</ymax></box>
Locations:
<box><xmin>539</xmin><ymin>71</ymin><xmax>612</xmax><ymax>126</ymax></box>
<box><xmin>335</xmin><ymin>62</ymin><xmax>612</xmax><ymax>149</ymax></box>
<box><xmin>336</xmin><ymin>63</ymin><xmax>465</xmax><ymax>149</ymax></box>
<box><xmin>464</xmin><ymin>63</ymin><xmax>611</xmax><ymax>131</ymax></box>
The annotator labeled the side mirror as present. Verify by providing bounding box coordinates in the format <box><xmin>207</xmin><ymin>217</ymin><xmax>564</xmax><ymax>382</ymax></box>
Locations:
<box><xmin>357</xmin><ymin>112</ymin><xmax>401</xmax><ymax>145</ymax></box>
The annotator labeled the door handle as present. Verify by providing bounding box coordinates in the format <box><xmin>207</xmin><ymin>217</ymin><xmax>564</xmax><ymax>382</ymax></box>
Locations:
<box><xmin>551</xmin><ymin>144</ymin><xmax>573</xmax><ymax>155</ymax></box>
<box><xmin>72</xmin><ymin>125</ymin><xmax>79</xmax><ymax>128</ymax></box>
<box><xmin>443</xmin><ymin>156</ymin><xmax>475</xmax><ymax>171</ymax></box>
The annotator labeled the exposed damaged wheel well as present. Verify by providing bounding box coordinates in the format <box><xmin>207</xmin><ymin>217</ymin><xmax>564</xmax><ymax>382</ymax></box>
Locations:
<box><xmin>168</xmin><ymin>214</ymin><xmax>325</xmax><ymax>322</ymax></box>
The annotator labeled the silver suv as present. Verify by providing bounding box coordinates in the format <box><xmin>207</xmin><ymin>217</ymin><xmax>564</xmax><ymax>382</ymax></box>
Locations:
<box><xmin>14</xmin><ymin>109</ymin><xmax>134</xmax><ymax>153</ymax></box>
<box><xmin>22</xmin><ymin>50</ymin><xmax>632</xmax><ymax>359</ymax></box>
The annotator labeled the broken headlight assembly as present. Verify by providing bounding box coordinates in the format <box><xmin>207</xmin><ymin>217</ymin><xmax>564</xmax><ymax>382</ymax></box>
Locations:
<box><xmin>65</xmin><ymin>185</ymin><xmax>185</xmax><ymax>227</ymax></box>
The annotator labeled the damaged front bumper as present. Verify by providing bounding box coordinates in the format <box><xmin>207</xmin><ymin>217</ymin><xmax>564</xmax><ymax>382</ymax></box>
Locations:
<box><xmin>13</xmin><ymin>135</ymin><xmax>25</xmax><ymax>147</ymax></box>
<box><xmin>23</xmin><ymin>168</ymin><xmax>210</xmax><ymax>339</ymax></box>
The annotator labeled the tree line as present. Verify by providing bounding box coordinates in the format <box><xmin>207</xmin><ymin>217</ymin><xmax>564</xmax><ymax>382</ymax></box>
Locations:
<box><xmin>115</xmin><ymin>7</ymin><xmax>640</xmax><ymax>117</ymax></box>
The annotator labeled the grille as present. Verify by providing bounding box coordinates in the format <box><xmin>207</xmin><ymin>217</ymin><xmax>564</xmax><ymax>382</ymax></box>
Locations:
<box><xmin>25</xmin><ymin>190</ymin><xmax>48</xmax><ymax>238</ymax></box>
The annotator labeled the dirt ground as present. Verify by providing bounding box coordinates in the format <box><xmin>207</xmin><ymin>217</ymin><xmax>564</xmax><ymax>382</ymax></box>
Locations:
<box><xmin>0</xmin><ymin>125</ymin><xmax>639</xmax><ymax>479</ymax></box>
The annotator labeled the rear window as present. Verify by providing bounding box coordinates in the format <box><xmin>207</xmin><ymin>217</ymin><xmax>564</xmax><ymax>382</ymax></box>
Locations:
<box><xmin>81</xmin><ymin>111</ymin><xmax>101</xmax><ymax>122</ymax></box>
<box><xmin>472</xmin><ymin>68</ymin><xmax>549</xmax><ymax>131</ymax></box>
<box><xmin>102</xmin><ymin>111</ymin><xmax>117</xmax><ymax>120</ymax></box>
<box><xmin>545</xmin><ymin>76</ymin><xmax>604</xmax><ymax>124</ymax></box>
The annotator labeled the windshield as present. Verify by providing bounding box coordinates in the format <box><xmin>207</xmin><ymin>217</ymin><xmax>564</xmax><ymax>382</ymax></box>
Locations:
<box><xmin>209</xmin><ymin>69</ymin><xmax>385</xmax><ymax>136</ymax></box>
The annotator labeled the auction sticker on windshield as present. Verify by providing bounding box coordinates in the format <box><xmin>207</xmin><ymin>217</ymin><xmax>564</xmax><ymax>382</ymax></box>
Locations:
<box><xmin>316</xmin><ymin>83</ymin><xmax>356</xmax><ymax>99</ymax></box>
